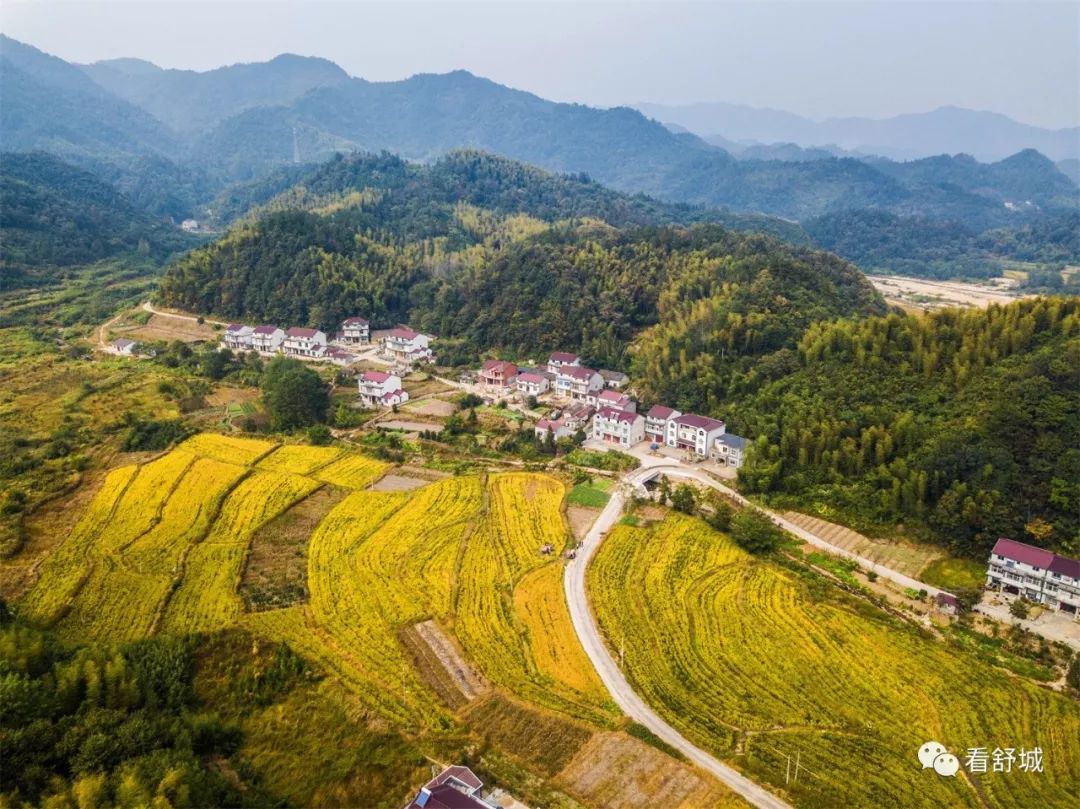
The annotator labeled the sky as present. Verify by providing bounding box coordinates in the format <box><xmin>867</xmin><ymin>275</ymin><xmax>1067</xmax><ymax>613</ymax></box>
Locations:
<box><xmin>2</xmin><ymin>0</ymin><xmax>1078</xmax><ymax>129</ymax></box>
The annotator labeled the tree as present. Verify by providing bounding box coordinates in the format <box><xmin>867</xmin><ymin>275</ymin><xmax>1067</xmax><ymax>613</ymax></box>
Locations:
<box><xmin>703</xmin><ymin>491</ymin><xmax>734</xmax><ymax>531</ymax></box>
<box><xmin>671</xmin><ymin>484</ymin><xmax>697</xmax><ymax>515</ymax></box>
<box><xmin>261</xmin><ymin>357</ymin><xmax>329</xmax><ymax>431</ymax></box>
<box><xmin>307</xmin><ymin>425</ymin><xmax>332</xmax><ymax>445</ymax></box>
<box><xmin>1009</xmin><ymin>599</ymin><xmax>1030</xmax><ymax>620</ymax></box>
<box><xmin>526</xmin><ymin>395</ymin><xmax>539</xmax><ymax>410</ymax></box>
<box><xmin>730</xmin><ymin>509</ymin><xmax>783</xmax><ymax>554</ymax></box>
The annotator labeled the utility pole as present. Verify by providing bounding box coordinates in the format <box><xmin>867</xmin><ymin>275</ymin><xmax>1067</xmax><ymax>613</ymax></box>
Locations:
<box><xmin>794</xmin><ymin>751</ymin><xmax>801</xmax><ymax>784</ymax></box>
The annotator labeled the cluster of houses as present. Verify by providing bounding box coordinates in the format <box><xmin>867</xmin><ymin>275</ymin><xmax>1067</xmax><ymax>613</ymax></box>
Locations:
<box><xmin>986</xmin><ymin>538</ymin><xmax>1080</xmax><ymax>620</ymax></box>
<box><xmin>220</xmin><ymin>317</ymin><xmax>434</xmax><ymax>369</ymax></box>
<box><xmin>480</xmin><ymin>352</ymin><xmax>748</xmax><ymax>467</ymax></box>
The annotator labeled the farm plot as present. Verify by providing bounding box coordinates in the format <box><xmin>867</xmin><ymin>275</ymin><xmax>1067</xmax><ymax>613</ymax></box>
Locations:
<box><xmin>181</xmin><ymin>432</ymin><xmax>277</xmax><ymax>465</ymax></box>
<box><xmin>456</xmin><ymin>473</ymin><xmax>618</xmax><ymax>726</ymax></box>
<box><xmin>313</xmin><ymin>452</ymin><xmax>389</xmax><ymax>489</ymax></box>
<box><xmin>589</xmin><ymin>514</ymin><xmax>1080</xmax><ymax>809</ymax></box>
<box><xmin>781</xmin><ymin>510</ymin><xmax>940</xmax><ymax>577</ymax></box>
<box><xmin>257</xmin><ymin>444</ymin><xmax>342</xmax><ymax>475</ymax></box>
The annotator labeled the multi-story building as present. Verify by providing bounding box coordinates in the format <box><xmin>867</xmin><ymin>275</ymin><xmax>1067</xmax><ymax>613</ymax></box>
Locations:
<box><xmin>283</xmin><ymin>327</ymin><xmax>328</xmax><ymax>358</ymax></box>
<box><xmin>341</xmin><ymin>317</ymin><xmax>370</xmax><ymax>344</ymax></box>
<box><xmin>666</xmin><ymin>413</ymin><xmax>726</xmax><ymax>458</ymax></box>
<box><xmin>714</xmin><ymin>433</ymin><xmax>748</xmax><ymax>468</ymax></box>
<box><xmin>251</xmin><ymin>325</ymin><xmax>285</xmax><ymax>355</ymax></box>
<box><xmin>555</xmin><ymin>366</ymin><xmax>603</xmax><ymax>401</ymax></box>
<box><xmin>358</xmin><ymin>371</ymin><xmax>408</xmax><ymax>409</ymax></box>
<box><xmin>644</xmin><ymin>405</ymin><xmax>681</xmax><ymax>444</ymax></box>
<box><xmin>405</xmin><ymin>765</ymin><xmax>497</xmax><ymax>809</ymax></box>
<box><xmin>383</xmin><ymin>328</ymin><xmax>433</xmax><ymax>364</ymax></box>
<box><xmin>547</xmin><ymin>351</ymin><xmax>580</xmax><ymax>375</ymax></box>
<box><xmin>222</xmin><ymin>324</ymin><xmax>254</xmax><ymax>351</ymax></box>
<box><xmin>591</xmin><ymin>389</ymin><xmax>635</xmax><ymax>411</ymax></box>
<box><xmin>598</xmin><ymin>369</ymin><xmax>629</xmax><ymax>389</ymax></box>
<box><xmin>592</xmin><ymin>407</ymin><xmax>645</xmax><ymax>448</ymax></box>
<box><xmin>479</xmin><ymin>359</ymin><xmax>518</xmax><ymax>390</ymax></box>
<box><xmin>986</xmin><ymin>538</ymin><xmax>1080</xmax><ymax>619</ymax></box>
<box><xmin>515</xmin><ymin>371</ymin><xmax>549</xmax><ymax>397</ymax></box>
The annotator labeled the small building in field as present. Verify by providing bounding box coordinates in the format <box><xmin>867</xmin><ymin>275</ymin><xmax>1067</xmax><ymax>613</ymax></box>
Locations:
<box><xmin>547</xmin><ymin>351</ymin><xmax>580</xmax><ymax>375</ymax></box>
<box><xmin>986</xmin><ymin>538</ymin><xmax>1080</xmax><ymax>619</ymax></box>
<box><xmin>598</xmin><ymin>369</ymin><xmax>629</xmax><ymax>389</ymax></box>
<box><xmin>592</xmin><ymin>407</ymin><xmax>645</xmax><ymax>448</ymax></box>
<box><xmin>341</xmin><ymin>317</ymin><xmax>370</xmax><ymax>344</ymax></box>
<box><xmin>644</xmin><ymin>404</ymin><xmax>681</xmax><ymax>444</ymax></box>
<box><xmin>405</xmin><ymin>765</ymin><xmax>496</xmax><ymax>809</ymax></box>
<box><xmin>384</xmin><ymin>327</ymin><xmax>433</xmax><ymax>364</ymax></box>
<box><xmin>358</xmin><ymin>371</ymin><xmax>408</xmax><ymax>409</ymax></box>
<box><xmin>479</xmin><ymin>359</ymin><xmax>518</xmax><ymax>390</ymax></box>
<box><xmin>252</xmin><ymin>325</ymin><xmax>285</xmax><ymax>354</ymax></box>
<box><xmin>714</xmin><ymin>433</ymin><xmax>748</xmax><ymax>468</ymax></box>
<box><xmin>111</xmin><ymin>338</ymin><xmax>138</xmax><ymax>356</ymax></box>
<box><xmin>666</xmin><ymin>413</ymin><xmax>726</xmax><ymax>458</ymax></box>
<box><xmin>325</xmin><ymin>347</ymin><xmax>356</xmax><ymax>367</ymax></box>
<box><xmin>591</xmin><ymin>388</ymin><xmax>636</xmax><ymax>412</ymax></box>
<box><xmin>515</xmin><ymin>371</ymin><xmax>550</xmax><ymax>397</ymax></box>
<box><xmin>222</xmin><ymin>324</ymin><xmax>254</xmax><ymax>351</ymax></box>
<box><xmin>283</xmin><ymin>327</ymin><xmax>328</xmax><ymax>358</ymax></box>
<box><xmin>555</xmin><ymin>366</ymin><xmax>604</xmax><ymax>402</ymax></box>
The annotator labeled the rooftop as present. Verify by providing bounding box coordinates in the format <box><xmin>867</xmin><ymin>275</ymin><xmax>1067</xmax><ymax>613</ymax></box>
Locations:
<box><xmin>387</xmin><ymin>327</ymin><xmax>421</xmax><ymax>340</ymax></box>
<box><xmin>549</xmin><ymin>351</ymin><xmax>579</xmax><ymax>363</ymax></box>
<box><xmin>361</xmin><ymin>371</ymin><xmax>392</xmax><ymax>383</ymax></box>
<box><xmin>1049</xmin><ymin>554</ymin><xmax>1080</xmax><ymax>580</ymax></box>
<box><xmin>480</xmin><ymin>359</ymin><xmax>518</xmax><ymax>374</ymax></box>
<box><xmin>286</xmin><ymin>327</ymin><xmax>320</xmax><ymax>338</ymax></box>
<box><xmin>516</xmin><ymin>372</ymin><xmax>546</xmax><ymax>383</ymax></box>
<box><xmin>674</xmin><ymin>413</ymin><xmax>725</xmax><ymax>432</ymax></box>
<box><xmin>646</xmin><ymin>404</ymin><xmax>679</xmax><ymax>420</ymax></box>
<box><xmin>559</xmin><ymin>365</ymin><xmax>597</xmax><ymax>381</ymax></box>
<box><xmin>718</xmin><ymin>433</ymin><xmax>748</xmax><ymax>450</ymax></box>
<box><xmin>342</xmin><ymin>316</ymin><xmax>369</xmax><ymax>326</ymax></box>
<box><xmin>596</xmin><ymin>406</ymin><xmax>639</xmax><ymax>424</ymax></box>
<box><xmin>991</xmin><ymin>537</ymin><xmax>1056</xmax><ymax>569</ymax></box>
<box><xmin>253</xmin><ymin>324</ymin><xmax>281</xmax><ymax>335</ymax></box>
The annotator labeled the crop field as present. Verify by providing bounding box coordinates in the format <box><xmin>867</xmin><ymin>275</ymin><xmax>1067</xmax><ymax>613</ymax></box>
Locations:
<box><xmin>257</xmin><ymin>444</ymin><xmax>342</xmax><ymax>475</ymax></box>
<box><xmin>588</xmin><ymin>514</ymin><xmax>1080</xmax><ymax>809</ymax></box>
<box><xmin>313</xmin><ymin>452</ymin><xmax>390</xmax><ymax>489</ymax></box>
<box><xmin>180</xmin><ymin>432</ymin><xmax>277</xmax><ymax>465</ymax></box>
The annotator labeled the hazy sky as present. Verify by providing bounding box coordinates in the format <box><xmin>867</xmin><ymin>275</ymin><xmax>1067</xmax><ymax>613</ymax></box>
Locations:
<box><xmin>3</xmin><ymin>1</ymin><xmax>1078</xmax><ymax>128</ymax></box>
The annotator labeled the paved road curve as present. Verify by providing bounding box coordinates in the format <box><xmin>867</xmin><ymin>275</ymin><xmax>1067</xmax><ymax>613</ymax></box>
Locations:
<box><xmin>563</xmin><ymin>467</ymin><xmax>794</xmax><ymax>809</ymax></box>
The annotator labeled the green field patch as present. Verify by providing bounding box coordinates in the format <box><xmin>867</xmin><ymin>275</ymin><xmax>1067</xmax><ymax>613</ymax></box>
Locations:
<box><xmin>567</xmin><ymin>479</ymin><xmax>612</xmax><ymax>508</ymax></box>
<box><xmin>920</xmin><ymin>557</ymin><xmax>987</xmax><ymax>591</ymax></box>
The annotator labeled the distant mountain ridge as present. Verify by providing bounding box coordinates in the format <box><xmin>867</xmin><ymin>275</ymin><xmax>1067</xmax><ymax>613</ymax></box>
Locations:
<box><xmin>635</xmin><ymin>101</ymin><xmax>1080</xmax><ymax>163</ymax></box>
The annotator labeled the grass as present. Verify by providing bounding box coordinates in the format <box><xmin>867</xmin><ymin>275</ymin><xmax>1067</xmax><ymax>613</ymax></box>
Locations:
<box><xmin>589</xmin><ymin>513</ymin><xmax>1080</xmax><ymax>809</ymax></box>
<box><xmin>920</xmin><ymin>557</ymin><xmax>987</xmax><ymax>591</ymax></box>
<box><xmin>566</xmin><ymin>479</ymin><xmax>612</xmax><ymax>508</ymax></box>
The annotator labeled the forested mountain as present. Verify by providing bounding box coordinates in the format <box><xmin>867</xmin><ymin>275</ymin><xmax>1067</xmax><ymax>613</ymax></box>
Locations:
<box><xmin>158</xmin><ymin>152</ymin><xmax>882</xmax><ymax>367</ymax></box>
<box><xmin>81</xmin><ymin>53</ymin><xmax>349</xmax><ymax>136</ymax></box>
<box><xmin>709</xmin><ymin>299</ymin><xmax>1079</xmax><ymax>558</ymax></box>
<box><xmin>0</xmin><ymin>152</ymin><xmax>194</xmax><ymax>286</ymax></box>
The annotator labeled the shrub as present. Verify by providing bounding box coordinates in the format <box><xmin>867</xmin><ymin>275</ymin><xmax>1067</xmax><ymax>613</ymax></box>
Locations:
<box><xmin>729</xmin><ymin>509</ymin><xmax>783</xmax><ymax>554</ymax></box>
<box><xmin>307</xmin><ymin>425</ymin><xmax>332</xmax><ymax>446</ymax></box>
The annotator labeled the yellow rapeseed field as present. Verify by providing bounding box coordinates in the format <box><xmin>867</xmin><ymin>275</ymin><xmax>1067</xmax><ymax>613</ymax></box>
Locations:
<box><xmin>257</xmin><ymin>444</ymin><xmax>343</xmax><ymax>475</ymax></box>
<box><xmin>312</xmin><ymin>452</ymin><xmax>390</xmax><ymax>489</ymax></box>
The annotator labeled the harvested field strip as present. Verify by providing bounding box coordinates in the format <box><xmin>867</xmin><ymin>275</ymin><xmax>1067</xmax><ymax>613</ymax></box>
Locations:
<box><xmin>400</xmin><ymin>621</ymin><xmax>488</xmax><ymax>709</ymax></box>
<box><xmin>781</xmin><ymin>511</ymin><xmax>939</xmax><ymax>577</ymax></box>
<box><xmin>589</xmin><ymin>514</ymin><xmax>1080</xmax><ymax>809</ymax></box>
<box><xmin>163</xmin><ymin>471</ymin><xmax>321</xmax><ymax>633</ymax></box>
<box><xmin>181</xmin><ymin>432</ymin><xmax>277</xmax><ymax>465</ymax></box>
<box><xmin>313</xmin><ymin>452</ymin><xmax>390</xmax><ymax>489</ymax></box>
<box><xmin>464</xmin><ymin>694</ymin><xmax>595</xmax><ymax>776</ymax></box>
<box><xmin>256</xmin><ymin>444</ymin><xmax>342</xmax><ymax>475</ymax></box>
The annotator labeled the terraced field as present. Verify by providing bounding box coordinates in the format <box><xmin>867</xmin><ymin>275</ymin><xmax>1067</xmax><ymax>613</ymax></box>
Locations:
<box><xmin>781</xmin><ymin>510</ymin><xmax>940</xmax><ymax>577</ymax></box>
<box><xmin>589</xmin><ymin>513</ymin><xmax>1080</xmax><ymax>809</ymax></box>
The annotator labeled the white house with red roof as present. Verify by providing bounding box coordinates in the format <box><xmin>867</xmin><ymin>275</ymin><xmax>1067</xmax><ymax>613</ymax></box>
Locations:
<box><xmin>590</xmin><ymin>388</ymin><xmax>635</xmax><ymax>411</ymax></box>
<box><xmin>384</xmin><ymin>327</ymin><xmax>432</xmax><ymax>364</ymax></box>
<box><xmin>251</xmin><ymin>325</ymin><xmax>285</xmax><ymax>354</ymax></box>
<box><xmin>644</xmin><ymin>405</ymin><xmax>681</xmax><ymax>444</ymax></box>
<box><xmin>222</xmin><ymin>324</ymin><xmax>254</xmax><ymax>351</ymax></box>
<box><xmin>592</xmin><ymin>406</ymin><xmax>645</xmax><ymax>448</ymax></box>
<box><xmin>478</xmin><ymin>359</ymin><xmax>518</xmax><ymax>390</ymax></box>
<box><xmin>358</xmin><ymin>371</ymin><xmax>408</xmax><ymax>409</ymax></box>
<box><xmin>515</xmin><ymin>371</ymin><xmax>549</xmax><ymax>396</ymax></box>
<box><xmin>986</xmin><ymin>538</ymin><xmax>1079</xmax><ymax>618</ymax></box>
<box><xmin>555</xmin><ymin>366</ymin><xmax>603</xmax><ymax>401</ymax></box>
<box><xmin>341</xmin><ymin>316</ymin><xmax>370</xmax><ymax>344</ymax></box>
<box><xmin>404</xmin><ymin>765</ymin><xmax>496</xmax><ymax>809</ymax></box>
<box><xmin>666</xmin><ymin>413</ymin><xmax>726</xmax><ymax>457</ymax></box>
<box><xmin>547</xmin><ymin>351</ymin><xmax>580</xmax><ymax>375</ymax></box>
<box><xmin>283</xmin><ymin>327</ymin><xmax>328</xmax><ymax>358</ymax></box>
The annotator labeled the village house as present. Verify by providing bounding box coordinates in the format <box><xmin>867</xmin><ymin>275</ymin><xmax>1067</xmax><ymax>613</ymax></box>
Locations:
<box><xmin>598</xmin><ymin>369</ymin><xmax>629</xmax><ymax>389</ymax></box>
<box><xmin>283</xmin><ymin>327</ymin><xmax>328</xmax><ymax>358</ymax></box>
<box><xmin>534</xmin><ymin>416</ymin><xmax>573</xmax><ymax>442</ymax></box>
<box><xmin>986</xmin><ymin>538</ymin><xmax>1080</xmax><ymax>619</ymax></box>
<box><xmin>555</xmin><ymin>366</ymin><xmax>604</xmax><ymax>401</ymax></box>
<box><xmin>479</xmin><ymin>359</ymin><xmax>518</xmax><ymax>390</ymax></box>
<box><xmin>562</xmin><ymin>402</ymin><xmax>595</xmax><ymax>431</ymax></box>
<box><xmin>666</xmin><ymin>413</ymin><xmax>726</xmax><ymax>458</ymax></box>
<box><xmin>358</xmin><ymin>371</ymin><xmax>409</xmax><ymax>409</ymax></box>
<box><xmin>535</xmin><ymin>402</ymin><xmax>594</xmax><ymax>442</ymax></box>
<box><xmin>222</xmin><ymin>324</ymin><xmax>254</xmax><ymax>351</ymax></box>
<box><xmin>340</xmin><ymin>316</ymin><xmax>370</xmax><ymax>344</ymax></box>
<box><xmin>592</xmin><ymin>406</ymin><xmax>645</xmax><ymax>448</ymax></box>
<box><xmin>590</xmin><ymin>388</ymin><xmax>636</xmax><ymax>411</ymax></box>
<box><xmin>384</xmin><ymin>327</ymin><xmax>433</xmax><ymax>364</ymax></box>
<box><xmin>515</xmin><ymin>371</ymin><xmax>549</xmax><ymax>397</ymax></box>
<box><xmin>111</xmin><ymin>338</ymin><xmax>138</xmax><ymax>356</ymax></box>
<box><xmin>405</xmin><ymin>765</ymin><xmax>497</xmax><ymax>809</ymax></box>
<box><xmin>324</xmin><ymin>347</ymin><xmax>356</xmax><ymax>367</ymax></box>
<box><xmin>644</xmin><ymin>405</ymin><xmax>681</xmax><ymax>444</ymax></box>
<box><xmin>714</xmin><ymin>433</ymin><xmax>748</xmax><ymax>468</ymax></box>
<box><xmin>547</xmin><ymin>351</ymin><xmax>580</xmax><ymax>375</ymax></box>
<box><xmin>251</xmin><ymin>325</ymin><xmax>285</xmax><ymax>355</ymax></box>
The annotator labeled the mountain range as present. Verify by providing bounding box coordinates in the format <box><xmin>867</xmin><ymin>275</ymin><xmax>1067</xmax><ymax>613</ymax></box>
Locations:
<box><xmin>635</xmin><ymin>101</ymin><xmax>1080</xmax><ymax>164</ymax></box>
<box><xmin>1</xmin><ymin>34</ymin><xmax>1076</xmax><ymax>280</ymax></box>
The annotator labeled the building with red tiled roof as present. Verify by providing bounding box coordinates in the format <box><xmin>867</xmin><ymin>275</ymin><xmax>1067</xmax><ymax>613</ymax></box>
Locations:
<box><xmin>479</xmin><ymin>359</ymin><xmax>518</xmax><ymax>389</ymax></box>
<box><xmin>515</xmin><ymin>371</ymin><xmax>549</xmax><ymax>396</ymax></box>
<box><xmin>358</xmin><ymin>371</ymin><xmax>407</xmax><ymax>409</ymax></box>
<box><xmin>547</xmin><ymin>351</ymin><xmax>580</xmax><ymax>374</ymax></box>
<box><xmin>666</xmin><ymin>413</ymin><xmax>726</xmax><ymax>457</ymax></box>
<box><xmin>404</xmin><ymin>765</ymin><xmax>496</xmax><ymax>809</ymax></box>
<box><xmin>987</xmin><ymin>538</ymin><xmax>1079</xmax><ymax>618</ymax></box>
<box><xmin>554</xmin><ymin>365</ymin><xmax>603</xmax><ymax>401</ymax></box>
<box><xmin>645</xmin><ymin>404</ymin><xmax>681</xmax><ymax>443</ymax></box>
<box><xmin>383</xmin><ymin>328</ymin><xmax>433</xmax><ymax>364</ymax></box>
<box><xmin>592</xmin><ymin>406</ymin><xmax>645</xmax><ymax>448</ymax></box>
<box><xmin>251</xmin><ymin>325</ymin><xmax>285</xmax><ymax>354</ymax></box>
<box><xmin>341</xmin><ymin>317</ymin><xmax>370</xmax><ymax>344</ymax></box>
<box><xmin>283</xmin><ymin>327</ymin><xmax>327</xmax><ymax>358</ymax></box>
